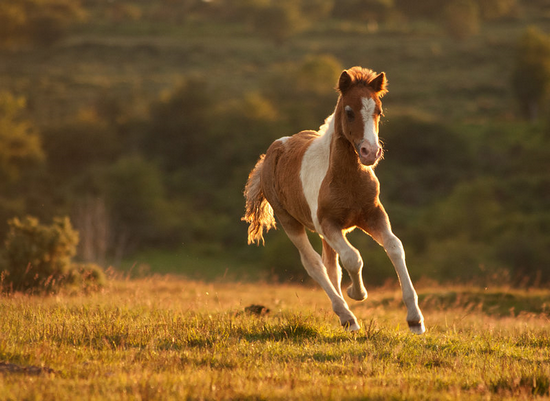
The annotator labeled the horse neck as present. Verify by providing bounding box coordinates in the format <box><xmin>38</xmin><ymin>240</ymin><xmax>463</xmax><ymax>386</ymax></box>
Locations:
<box><xmin>329</xmin><ymin>104</ymin><xmax>363</xmax><ymax>174</ymax></box>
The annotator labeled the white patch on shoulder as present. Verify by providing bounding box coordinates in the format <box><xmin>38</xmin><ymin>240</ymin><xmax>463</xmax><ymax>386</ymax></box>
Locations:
<box><xmin>276</xmin><ymin>136</ymin><xmax>291</xmax><ymax>144</ymax></box>
<box><xmin>360</xmin><ymin>97</ymin><xmax>378</xmax><ymax>146</ymax></box>
<box><xmin>300</xmin><ymin>114</ymin><xmax>334</xmax><ymax>235</ymax></box>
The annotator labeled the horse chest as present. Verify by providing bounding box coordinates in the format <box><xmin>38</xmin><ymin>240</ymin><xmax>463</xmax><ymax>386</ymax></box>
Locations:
<box><xmin>317</xmin><ymin>168</ymin><xmax>379</xmax><ymax>227</ymax></box>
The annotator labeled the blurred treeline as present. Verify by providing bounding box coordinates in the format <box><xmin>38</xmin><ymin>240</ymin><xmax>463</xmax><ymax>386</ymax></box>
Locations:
<box><xmin>1</xmin><ymin>0</ymin><xmax>550</xmax><ymax>285</ymax></box>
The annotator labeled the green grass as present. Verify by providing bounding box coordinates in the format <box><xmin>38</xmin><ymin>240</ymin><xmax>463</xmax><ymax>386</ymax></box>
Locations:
<box><xmin>1</xmin><ymin>278</ymin><xmax>549</xmax><ymax>400</ymax></box>
<box><xmin>119</xmin><ymin>248</ymin><xmax>266</xmax><ymax>281</ymax></box>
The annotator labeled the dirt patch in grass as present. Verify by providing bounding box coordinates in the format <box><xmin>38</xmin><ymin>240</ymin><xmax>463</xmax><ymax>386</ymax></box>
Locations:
<box><xmin>0</xmin><ymin>361</ymin><xmax>55</xmax><ymax>376</ymax></box>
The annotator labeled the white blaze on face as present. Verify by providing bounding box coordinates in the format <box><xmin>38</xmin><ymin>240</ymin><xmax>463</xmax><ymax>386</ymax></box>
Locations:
<box><xmin>360</xmin><ymin>97</ymin><xmax>379</xmax><ymax>148</ymax></box>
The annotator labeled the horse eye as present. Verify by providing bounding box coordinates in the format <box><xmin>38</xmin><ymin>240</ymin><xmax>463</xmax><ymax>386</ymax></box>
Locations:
<box><xmin>345</xmin><ymin>106</ymin><xmax>355</xmax><ymax>122</ymax></box>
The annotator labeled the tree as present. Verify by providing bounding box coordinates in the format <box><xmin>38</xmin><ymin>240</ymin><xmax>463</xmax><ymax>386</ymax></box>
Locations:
<box><xmin>144</xmin><ymin>78</ymin><xmax>215</xmax><ymax>173</ymax></box>
<box><xmin>41</xmin><ymin>119</ymin><xmax>121</xmax><ymax>180</ymax></box>
<box><xmin>0</xmin><ymin>92</ymin><xmax>44</xmax><ymax>182</ymax></box>
<box><xmin>98</xmin><ymin>156</ymin><xmax>171</xmax><ymax>258</ymax></box>
<box><xmin>250</xmin><ymin>0</ymin><xmax>304</xmax><ymax>45</ymax></box>
<box><xmin>331</xmin><ymin>0</ymin><xmax>393</xmax><ymax>24</ymax></box>
<box><xmin>0</xmin><ymin>0</ymin><xmax>86</xmax><ymax>49</ymax></box>
<box><xmin>511</xmin><ymin>27</ymin><xmax>550</xmax><ymax>122</ymax></box>
<box><xmin>477</xmin><ymin>0</ymin><xmax>518</xmax><ymax>21</ymax></box>
<box><xmin>261</xmin><ymin>55</ymin><xmax>342</xmax><ymax>129</ymax></box>
<box><xmin>299</xmin><ymin>0</ymin><xmax>334</xmax><ymax>22</ymax></box>
<box><xmin>443</xmin><ymin>0</ymin><xmax>480</xmax><ymax>41</ymax></box>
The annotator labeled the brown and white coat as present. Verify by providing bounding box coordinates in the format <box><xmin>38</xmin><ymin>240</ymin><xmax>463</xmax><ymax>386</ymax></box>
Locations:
<box><xmin>243</xmin><ymin>67</ymin><xmax>425</xmax><ymax>334</ymax></box>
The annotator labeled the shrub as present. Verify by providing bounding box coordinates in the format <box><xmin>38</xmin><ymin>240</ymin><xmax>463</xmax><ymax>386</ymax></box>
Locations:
<box><xmin>444</xmin><ymin>0</ymin><xmax>480</xmax><ymax>41</ymax></box>
<box><xmin>68</xmin><ymin>263</ymin><xmax>107</xmax><ymax>292</ymax></box>
<box><xmin>250</xmin><ymin>1</ymin><xmax>304</xmax><ymax>45</ymax></box>
<box><xmin>511</xmin><ymin>27</ymin><xmax>550</xmax><ymax>121</ymax></box>
<box><xmin>1</xmin><ymin>216</ymin><xmax>105</xmax><ymax>293</ymax></box>
<box><xmin>0</xmin><ymin>91</ymin><xmax>44</xmax><ymax>182</ymax></box>
<box><xmin>0</xmin><ymin>0</ymin><xmax>87</xmax><ymax>49</ymax></box>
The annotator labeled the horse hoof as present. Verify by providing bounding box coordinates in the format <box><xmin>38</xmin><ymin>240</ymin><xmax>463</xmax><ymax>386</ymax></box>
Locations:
<box><xmin>408</xmin><ymin>320</ymin><xmax>426</xmax><ymax>335</ymax></box>
<box><xmin>342</xmin><ymin>320</ymin><xmax>361</xmax><ymax>332</ymax></box>
<box><xmin>346</xmin><ymin>285</ymin><xmax>368</xmax><ymax>301</ymax></box>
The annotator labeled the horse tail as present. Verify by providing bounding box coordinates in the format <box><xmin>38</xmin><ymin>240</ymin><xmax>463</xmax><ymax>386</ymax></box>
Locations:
<box><xmin>242</xmin><ymin>154</ymin><xmax>276</xmax><ymax>245</ymax></box>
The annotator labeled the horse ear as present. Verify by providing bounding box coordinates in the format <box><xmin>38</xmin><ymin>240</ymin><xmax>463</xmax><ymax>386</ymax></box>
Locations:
<box><xmin>338</xmin><ymin>70</ymin><xmax>352</xmax><ymax>93</ymax></box>
<box><xmin>370</xmin><ymin>72</ymin><xmax>388</xmax><ymax>96</ymax></box>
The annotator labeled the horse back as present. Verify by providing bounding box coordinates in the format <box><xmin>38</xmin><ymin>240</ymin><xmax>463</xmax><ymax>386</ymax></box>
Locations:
<box><xmin>260</xmin><ymin>131</ymin><xmax>318</xmax><ymax>231</ymax></box>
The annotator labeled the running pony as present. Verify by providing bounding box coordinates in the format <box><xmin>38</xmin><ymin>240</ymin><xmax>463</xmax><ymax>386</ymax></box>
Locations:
<box><xmin>243</xmin><ymin>67</ymin><xmax>425</xmax><ymax>334</ymax></box>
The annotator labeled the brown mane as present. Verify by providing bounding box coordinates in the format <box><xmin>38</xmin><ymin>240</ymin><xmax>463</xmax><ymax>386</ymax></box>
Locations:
<box><xmin>337</xmin><ymin>66</ymin><xmax>388</xmax><ymax>97</ymax></box>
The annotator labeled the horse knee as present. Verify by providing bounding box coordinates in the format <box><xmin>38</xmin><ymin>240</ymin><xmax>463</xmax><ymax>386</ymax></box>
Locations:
<box><xmin>340</xmin><ymin>248</ymin><xmax>363</xmax><ymax>273</ymax></box>
<box><xmin>385</xmin><ymin>235</ymin><xmax>405</xmax><ymax>260</ymax></box>
<box><xmin>299</xmin><ymin>253</ymin><xmax>326</xmax><ymax>278</ymax></box>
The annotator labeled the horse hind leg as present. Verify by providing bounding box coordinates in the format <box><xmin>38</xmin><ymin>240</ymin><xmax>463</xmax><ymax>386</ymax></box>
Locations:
<box><xmin>278</xmin><ymin>214</ymin><xmax>360</xmax><ymax>331</ymax></box>
<box><xmin>322</xmin><ymin>239</ymin><xmax>343</xmax><ymax>298</ymax></box>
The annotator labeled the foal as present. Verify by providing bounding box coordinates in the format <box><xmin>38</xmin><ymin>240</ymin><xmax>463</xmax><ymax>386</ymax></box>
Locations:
<box><xmin>243</xmin><ymin>67</ymin><xmax>425</xmax><ymax>334</ymax></box>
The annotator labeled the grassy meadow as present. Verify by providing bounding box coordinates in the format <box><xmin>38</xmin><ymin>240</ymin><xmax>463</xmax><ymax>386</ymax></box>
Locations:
<box><xmin>1</xmin><ymin>276</ymin><xmax>550</xmax><ymax>400</ymax></box>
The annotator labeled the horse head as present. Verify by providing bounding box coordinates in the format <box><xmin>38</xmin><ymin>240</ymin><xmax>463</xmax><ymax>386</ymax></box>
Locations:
<box><xmin>336</xmin><ymin>67</ymin><xmax>387</xmax><ymax>166</ymax></box>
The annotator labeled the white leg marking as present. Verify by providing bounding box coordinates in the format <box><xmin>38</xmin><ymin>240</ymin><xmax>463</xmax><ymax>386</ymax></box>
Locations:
<box><xmin>377</xmin><ymin>227</ymin><xmax>425</xmax><ymax>334</ymax></box>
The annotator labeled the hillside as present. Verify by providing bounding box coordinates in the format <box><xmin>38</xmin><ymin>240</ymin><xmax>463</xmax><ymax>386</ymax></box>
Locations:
<box><xmin>0</xmin><ymin>1</ymin><xmax>549</xmax><ymax>285</ymax></box>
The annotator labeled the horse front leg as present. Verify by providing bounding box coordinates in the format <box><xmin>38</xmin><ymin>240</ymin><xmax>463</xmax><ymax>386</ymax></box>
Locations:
<box><xmin>321</xmin><ymin>222</ymin><xmax>368</xmax><ymax>302</ymax></box>
<box><xmin>366</xmin><ymin>206</ymin><xmax>425</xmax><ymax>335</ymax></box>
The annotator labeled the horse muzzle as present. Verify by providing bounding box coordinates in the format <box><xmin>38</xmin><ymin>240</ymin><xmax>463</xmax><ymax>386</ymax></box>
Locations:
<box><xmin>358</xmin><ymin>142</ymin><xmax>383</xmax><ymax>166</ymax></box>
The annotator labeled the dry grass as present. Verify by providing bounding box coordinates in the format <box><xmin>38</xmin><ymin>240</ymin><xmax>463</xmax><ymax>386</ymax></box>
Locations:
<box><xmin>1</xmin><ymin>277</ymin><xmax>549</xmax><ymax>400</ymax></box>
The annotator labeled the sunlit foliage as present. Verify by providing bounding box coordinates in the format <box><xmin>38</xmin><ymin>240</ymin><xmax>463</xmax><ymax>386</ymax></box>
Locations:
<box><xmin>0</xmin><ymin>1</ymin><xmax>549</xmax><ymax>286</ymax></box>
<box><xmin>1</xmin><ymin>216</ymin><xmax>104</xmax><ymax>293</ymax></box>
<box><xmin>0</xmin><ymin>92</ymin><xmax>43</xmax><ymax>182</ymax></box>
<box><xmin>511</xmin><ymin>27</ymin><xmax>550</xmax><ymax>121</ymax></box>
<box><xmin>0</xmin><ymin>0</ymin><xmax>87</xmax><ymax>48</ymax></box>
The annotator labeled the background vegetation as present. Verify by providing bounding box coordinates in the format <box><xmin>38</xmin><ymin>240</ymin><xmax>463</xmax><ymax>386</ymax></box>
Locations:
<box><xmin>0</xmin><ymin>0</ymin><xmax>550</xmax><ymax>286</ymax></box>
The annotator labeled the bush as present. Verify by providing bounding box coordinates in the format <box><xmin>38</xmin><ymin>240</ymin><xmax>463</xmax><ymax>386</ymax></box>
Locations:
<box><xmin>511</xmin><ymin>27</ymin><xmax>550</xmax><ymax>121</ymax></box>
<box><xmin>250</xmin><ymin>1</ymin><xmax>304</xmax><ymax>45</ymax></box>
<box><xmin>444</xmin><ymin>0</ymin><xmax>480</xmax><ymax>41</ymax></box>
<box><xmin>98</xmin><ymin>156</ymin><xmax>171</xmax><ymax>254</ymax></box>
<box><xmin>0</xmin><ymin>0</ymin><xmax>87</xmax><ymax>49</ymax></box>
<box><xmin>377</xmin><ymin>115</ymin><xmax>472</xmax><ymax>207</ymax></box>
<box><xmin>0</xmin><ymin>91</ymin><xmax>44</xmax><ymax>182</ymax></box>
<box><xmin>68</xmin><ymin>263</ymin><xmax>106</xmax><ymax>292</ymax></box>
<box><xmin>1</xmin><ymin>216</ymin><xmax>105</xmax><ymax>293</ymax></box>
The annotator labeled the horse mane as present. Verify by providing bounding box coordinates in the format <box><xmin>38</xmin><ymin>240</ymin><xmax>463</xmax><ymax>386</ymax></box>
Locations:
<box><xmin>317</xmin><ymin>113</ymin><xmax>335</xmax><ymax>135</ymax></box>
<box><xmin>338</xmin><ymin>66</ymin><xmax>388</xmax><ymax>97</ymax></box>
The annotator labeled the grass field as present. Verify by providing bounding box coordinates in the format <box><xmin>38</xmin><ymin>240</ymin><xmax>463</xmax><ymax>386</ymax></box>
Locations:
<box><xmin>1</xmin><ymin>276</ymin><xmax>549</xmax><ymax>400</ymax></box>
